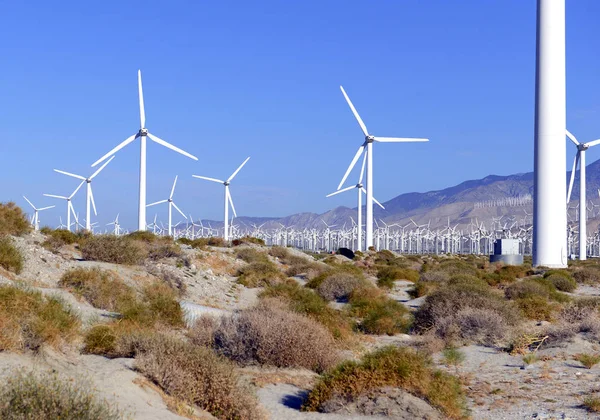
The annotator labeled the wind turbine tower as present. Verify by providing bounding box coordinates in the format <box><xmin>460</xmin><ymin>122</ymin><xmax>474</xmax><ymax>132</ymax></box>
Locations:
<box><xmin>533</xmin><ymin>0</ymin><xmax>567</xmax><ymax>267</ymax></box>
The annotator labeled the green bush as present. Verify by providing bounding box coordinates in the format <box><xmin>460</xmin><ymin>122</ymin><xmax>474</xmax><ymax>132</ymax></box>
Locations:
<box><xmin>376</xmin><ymin>266</ymin><xmax>419</xmax><ymax>289</ymax></box>
<box><xmin>546</xmin><ymin>273</ymin><xmax>577</xmax><ymax>293</ymax></box>
<box><xmin>0</xmin><ymin>370</ymin><xmax>122</xmax><ymax>420</ymax></box>
<box><xmin>515</xmin><ymin>296</ymin><xmax>560</xmax><ymax>321</ymax></box>
<box><xmin>302</xmin><ymin>346</ymin><xmax>467</xmax><ymax>419</ymax></box>
<box><xmin>349</xmin><ymin>286</ymin><xmax>412</xmax><ymax>335</ymax></box>
<box><xmin>0</xmin><ymin>236</ymin><xmax>23</xmax><ymax>274</ymax></box>
<box><xmin>235</xmin><ymin>247</ymin><xmax>268</xmax><ymax>264</ymax></box>
<box><xmin>0</xmin><ymin>203</ymin><xmax>31</xmax><ymax>236</ymax></box>
<box><xmin>237</xmin><ymin>260</ymin><xmax>285</xmax><ymax>288</ymax></box>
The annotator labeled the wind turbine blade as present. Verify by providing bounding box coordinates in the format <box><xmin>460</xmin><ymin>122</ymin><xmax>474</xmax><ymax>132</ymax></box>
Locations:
<box><xmin>147</xmin><ymin>199</ymin><xmax>168</xmax><ymax>207</ymax></box>
<box><xmin>192</xmin><ymin>175</ymin><xmax>225</xmax><ymax>184</ymax></box>
<box><xmin>340</xmin><ymin>86</ymin><xmax>368</xmax><ymax>136</ymax></box>
<box><xmin>358</xmin><ymin>148</ymin><xmax>367</xmax><ymax>184</ymax></box>
<box><xmin>172</xmin><ymin>202</ymin><xmax>186</xmax><ymax>219</ymax></box>
<box><xmin>89</xmin><ymin>187</ymin><xmax>97</xmax><ymax>216</ymax></box>
<box><xmin>567</xmin><ymin>152</ymin><xmax>579</xmax><ymax>204</ymax></box>
<box><xmin>170</xmin><ymin>175</ymin><xmax>178</xmax><ymax>199</ymax></box>
<box><xmin>337</xmin><ymin>144</ymin><xmax>365</xmax><ymax>190</ymax></box>
<box><xmin>22</xmin><ymin>196</ymin><xmax>35</xmax><ymax>210</ymax></box>
<box><xmin>91</xmin><ymin>134</ymin><xmax>137</xmax><ymax>167</ymax></box>
<box><xmin>585</xmin><ymin>139</ymin><xmax>600</xmax><ymax>148</ymax></box>
<box><xmin>43</xmin><ymin>194</ymin><xmax>68</xmax><ymax>200</ymax></box>
<box><xmin>138</xmin><ymin>70</ymin><xmax>146</xmax><ymax>129</ymax></box>
<box><xmin>566</xmin><ymin>129</ymin><xmax>580</xmax><ymax>146</ymax></box>
<box><xmin>373</xmin><ymin>137</ymin><xmax>429</xmax><ymax>143</ymax></box>
<box><xmin>326</xmin><ymin>185</ymin><xmax>355</xmax><ymax>197</ymax></box>
<box><xmin>227</xmin><ymin>157</ymin><xmax>250</xmax><ymax>182</ymax></box>
<box><xmin>69</xmin><ymin>201</ymin><xmax>77</xmax><ymax>221</ymax></box>
<box><xmin>372</xmin><ymin>196</ymin><xmax>386</xmax><ymax>210</ymax></box>
<box><xmin>147</xmin><ymin>133</ymin><xmax>198</xmax><ymax>161</ymax></box>
<box><xmin>89</xmin><ymin>155</ymin><xmax>115</xmax><ymax>180</ymax></box>
<box><xmin>69</xmin><ymin>180</ymin><xmax>85</xmax><ymax>199</ymax></box>
<box><xmin>227</xmin><ymin>188</ymin><xmax>237</xmax><ymax>218</ymax></box>
<box><xmin>53</xmin><ymin>169</ymin><xmax>86</xmax><ymax>180</ymax></box>
<box><xmin>37</xmin><ymin>206</ymin><xmax>55</xmax><ymax>211</ymax></box>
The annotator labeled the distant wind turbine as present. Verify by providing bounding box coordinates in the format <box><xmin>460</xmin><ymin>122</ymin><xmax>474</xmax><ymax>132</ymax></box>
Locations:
<box><xmin>147</xmin><ymin>175</ymin><xmax>187</xmax><ymax>237</ymax></box>
<box><xmin>44</xmin><ymin>181</ymin><xmax>85</xmax><ymax>232</ymax></box>
<box><xmin>53</xmin><ymin>156</ymin><xmax>115</xmax><ymax>231</ymax></box>
<box><xmin>192</xmin><ymin>157</ymin><xmax>250</xmax><ymax>241</ymax></box>
<box><xmin>337</xmin><ymin>85</ymin><xmax>428</xmax><ymax>249</ymax></box>
<box><xmin>91</xmin><ymin>70</ymin><xmax>198</xmax><ymax>231</ymax></box>
<box><xmin>566</xmin><ymin>129</ymin><xmax>600</xmax><ymax>260</ymax></box>
<box><xmin>22</xmin><ymin>196</ymin><xmax>55</xmax><ymax>231</ymax></box>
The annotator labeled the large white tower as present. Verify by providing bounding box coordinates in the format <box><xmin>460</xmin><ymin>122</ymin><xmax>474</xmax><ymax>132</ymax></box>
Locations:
<box><xmin>533</xmin><ymin>0</ymin><xmax>567</xmax><ymax>267</ymax></box>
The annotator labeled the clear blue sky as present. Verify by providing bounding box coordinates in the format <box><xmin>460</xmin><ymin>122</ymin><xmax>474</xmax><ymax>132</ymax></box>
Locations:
<box><xmin>1</xmin><ymin>1</ymin><xmax>599</xmax><ymax>229</ymax></box>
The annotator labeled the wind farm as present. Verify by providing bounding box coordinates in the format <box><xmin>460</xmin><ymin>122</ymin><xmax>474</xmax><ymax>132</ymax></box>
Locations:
<box><xmin>3</xmin><ymin>1</ymin><xmax>600</xmax><ymax>419</ymax></box>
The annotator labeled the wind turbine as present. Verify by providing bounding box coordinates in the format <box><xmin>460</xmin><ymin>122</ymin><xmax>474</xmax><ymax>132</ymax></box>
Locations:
<box><xmin>22</xmin><ymin>196</ymin><xmax>55</xmax><ymax>231</ymax></box>
<box><xmin>337</xmin><ymin>85</ymin><xmax>428</xmax><ymax>249</ymax></box>
<box><xmin>44</xmin><ymin>181</ymin><xmax>85</xmax><ymax>232</ymax></box>
<box><xmin>107</xmin><ymin>214</ymin><xmax>121</xmax><ymax>235</ymax></box>
<box><xmin>53</xmin><ymin>156</ymin><xmax>115</xmax><ymax>231</ymax></box>
<box><xmin>326</xmin><ymin>152</ymin><xmax>385</xmax><ymax>251</ymax></box>
<box><xmin>147</xmin><ymin>175</ymin><xmax>187</xmax><ymax>237</ymax></box>
<box><xmin>91</xmin><ymin>70</ymin><xmax>198</xmax><ymax>232</ymax></box>
<box><xmin>566</xmin><ymin>129</ymin><xmax>600</xmax><ymax>260</ymax></box>
<box><xmin>192</xmin><ymin>157</ymin><xmax>250</xmax><ymax>241</ymax></box>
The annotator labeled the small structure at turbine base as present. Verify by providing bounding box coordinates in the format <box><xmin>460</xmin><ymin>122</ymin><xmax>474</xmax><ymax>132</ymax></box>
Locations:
<box><xmin>490</xmin><ymin>239</ymin><xmax>523</xmax><ymax>265</ymax></box>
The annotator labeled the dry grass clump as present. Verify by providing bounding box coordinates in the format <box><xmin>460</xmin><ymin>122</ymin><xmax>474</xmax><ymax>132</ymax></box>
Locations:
<box><xmin>0</xmin><ymin>369</ymin><xmax>123</xmax><ymax>420</ymax></box>
<box><xmin>348</xmin><ymin>286</ymin><xmax>412</xmax><ymax>335</ymax></box>
<box><xmin>145</xmin><ymin>264</ymin><xmax>186</xmax><ymax>295</ymax></box>
<box><xmin>59</xmin><ymin>268</ymin><xmax>134</xmax><ymax>311</ymax></box>
<box><xmin>302</xmin><ymin>346</ymin><xmax>467</xmax><ymax>419</ymax></box>
<box><xmin>0</xmin><ymin>236</ymin><xmax>23</xmax><ymax>274</ymax></box>
<box><xmin>231</xmin><ymin>236</ymin><xmax>265</xmax><ymax>246</ymax></box>
<box><xmin>81</xmin><ymin>235</ymin><xmax>147</xmax><ymax>264</ymax></box>
<box><xmin>237</xmin><ymin>260</ymin><xmax>285</xmax><ymax>288</ymax></box>
<box><xmin>235</xmin><ymin>247</ymin><xmax>269</xmax><ymax>264</ymax></box>
<box><xmin>316</xmin><ymin>272</ymin><xmax>364</xmax><ymax>301</ymax></box>
<box><xmin>376</xmin><ymin>266</ymin><xmax>419</xmax><ymax>289</ymax></box>
<box><xmin>135</xmin><ymin>334</ymin><xmax>265</xmax><ymax>420</ymax></box>
<box><xmin>285</xmin><ymin>259</ymin><xmax>329</xmax><ymax>279</ymax></box>
<box><xmin>505</xmin><ymin>278</ymin><xmax>568</xmax><ymax>321</ymax></box>
<box><xmin>433</xmin><ymin>259</ymin><xmax>479</xmax><ymax>278</ymax></box>
<box><xmin>574</xmin><ymin>353</ymin><xmax>600</xmax><ymax>369</ymax></box>
<box><xmin>208</xmin><ymin>301</ymin><xmax>339</xmax><ymax>372</ymax></box>
<box><xmin>260</xmin><ymin>282</ymin><xmax>353</xmax><ymax>340</ymax></box>
<box><xmin>572</xmin><ymin>266</ymin><xmax>600</xmax><ymax>284</ymax></box>
<box><xmin>419</xmin><ymin>271</ymin><xmax>449</xmax><ymax>283</ymax></box>
<box><xmin>414</xmin><ymin>283</ymin><xmax>520</xmax><ymax>345</ymax></box>
<box><xmin>120</xmin><ymin>282</ymin><xmax>184</xmax><ymax>328</ymax></box>
<box><xmin>583</xmin><ymin>394</ymin><xmax>600</xmax><ymax>412</ymax></box>
<box><xmin>0</xmin><ymin>285</ymin><xmax>79</xmax><ymax>352</ymax></box>
<box><xmin>0</xmin><ymin>203</ymin><xmax>31</xmax><ymax>236</ymax></box>
<box><xmin>545</xmin><ymin>273</ymin><xmax>577</xmax><ymax>292</ymax></box>
<box><xmin>147</xmin><ymin>242</ymin><xmax>182</xmax><ymax>261</ymax></box>
<box><xmin>268</xmin><ymin>246</ymin><xmax>290</xmax><ymax>259</ymax></box>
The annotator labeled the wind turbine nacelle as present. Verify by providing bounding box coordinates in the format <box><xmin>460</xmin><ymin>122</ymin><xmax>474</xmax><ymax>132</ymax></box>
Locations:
<box><xmin>139</xmin><ymin>128</ymin><xmax>149</xmax><ymax>136</ymax></box>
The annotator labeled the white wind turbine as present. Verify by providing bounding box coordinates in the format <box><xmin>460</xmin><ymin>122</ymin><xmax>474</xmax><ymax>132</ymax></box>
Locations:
<box><xmin>91</xmin><ymin>70</ymin><xmax>198</xmax><ymax>231</ymax></box>
<box><xmin>53</xmin><ymin>156</ymin><xmax>115</xmax><ymax>231</ymax></box>
<box><xmin>44</xmin><ymin>181</ymin><xmax>85</xmax><ymax>232</ymax></box>
<box><xmin>326</xmin><ymin>152</ymin><xmax>385</xmax><ymax>251</ymax></box>
<box><xmin>566</xmin><ymin>129</ymin><xmax>600</xmax><ymax>260</ymax></box>
<box><xmin>22</xmin><ymin>196</ymin><xmax>55</xmax><ymax>231</ymax></box>
<box><xmin>147</xmin><ymin>175</ymin><xmax>187</xmax><ymax>237</ymax></box>
<box><xmin>337</xmin><ymin>85</ymin><xmax>428</xmax><ymax>249</ymax></box>
<box><xmin>107</xmin><ymin>214</ymin><xmax>121</xmax><ymax>235</ymax></box>
<box><xmin>192</xmin><ymin>157</ymin><xmax>250</xmax><ymax>241</ymax></box>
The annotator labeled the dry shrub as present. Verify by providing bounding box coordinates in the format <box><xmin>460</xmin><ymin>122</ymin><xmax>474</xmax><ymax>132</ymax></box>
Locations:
<box><xmin>41</xmin><ymin>228</ymin><xmax>81</xmax><ymax>252</ymax></box>
<box><xmin>408</xmin><ymin>281</ymin><xmax>436</xmax><ymax>298</ymax></box>
<box><xmin>0</xmin><ymin>203</ymin><xmax>31</xmax><ymax>236</ymax></box>
<box><xmin>237</xmin><ymin>260</ymin><xmax>285</xmax><ymax>288</ymax></box>
<box><xmin>505</xmin><ymin>278</ymin><xmax>570</xmax><ymax>302</ymax></box>
<box><xmin>317</xmin><ymin>272</ymin><xmax>364</xmax><ymax>301</ymax></box>
<box><xmin>492</xmin><ymin>264</ymin><xmax>529</xmax><ymax>284</ymax></box>
<box><xmin>81</xmin><ymin>235</ymin><xmax>147</xmax><ymax>264</ymax></box>
<box><xmin>188</xmin><ymin>315</ymin><xmax>219</xmax><ymax>347</ymax></box>
<box><xmin>419</xmin><ymin>271</ymin><xmax>449</xmax><ymax>283</ymax></box>
<box><xmin>545</xmin><ymin>273</ymin><xmax>577</xmax><ymax>292</ymax></box>
<box><xmin>302</xmin><ymin>346</ymin><xmax>467</xmax><ymax>419</ymax></box>
<box><xmin>376</xmin><ymin>266</ymin><xmax>419</xmax><ymax>289</ymax></box>
<box><xmin>574</xmin><ymin>353</ymin><xmax>600</xmax><ymax>369</ymax></box>
<box><xmin>0</xmin><ymin>369</ymin><xmax>122</xmax><ymax>420</ymax></box>
<box><xmin>232</xmin><ymin>236</ymin><xmax>265</xmax><ymax>246</ymax></box>
<box><xmin>583</xmin><ymin>394</ymin><xmax>600</xmax><ymax>412</ymax></box>
<box><xmin>413</xmin><ymin>283</ymin><xmax>520</xmax><ymax>345</ymax></box>
<box><xmin>349</xmin><ymin>286</ymin><xmax>412</xmax><ymax>335</ymax></box>
<box><xmin>260</xmin><ymin>282</ymin><xmax>353</xmax><ymax>340</ymax></box>
<box><xmin>235</xmin><ymin>247</ymin><xmax>268</xmax><ymax>264</ymax></box>
<box><xmin>285</xmin><ymin>260</ymin><xmax>329</xmax><ymax>279</ymax></box>
<box><xmin>0</xmin><ymin>285</ymin><xmax>79</xmax><ymax>351</ymax></box>
<box><xmin>145</xmin><ymin>264</ymin><xmax>187</xmax><ymax>295</ymax></box>
<box><xmin>212</xmin><ymin>301</ymin><xmax>338</xmax><ymax>372</ymax></box>
<box><xmin>516</xmin><ymin>296</ymin><xmax>561</xmax><ymax>321</ymax></box>
<box><xmin>120</xmin><ymin>282</ymin><xmax>184</xmax><ymax>328</ymax></box>
<box><xmin>59</xmin><ymin>268</ymin><xmax>134</xmax><ymax>311</ymax></box>
<box><xmin>147</xmin><ymin>242</ymin><xmax>182</xmax><ymax>261</ymax></box>
<box><xmin>436</xmin><ymin>308</ymin><xmax>508</xmax><ymax>346</ymax></box>
<box><xmin>268</xmin><ymin>246</ymin><xmax>290</xmax><ymax>259</ymax></box>
<box><xmin>573</xmin><ymin>267</ymin><xmax>600</xmax><ymax>284</ymax></box>
<box><xmin>434</xmin><ymin>260</ymin><xmax>479</xmax><ymax>278</ymax></box>
<box><xmin>135</xmin><ymin>334</ymin><xmax>264</xmax><ymax>420</ymax></box>
<box><xmin>0</xmin><ymin>236</ymin><xmax>23</xmax><ymax>274</ymax></box>
<box><xmin>448</xmin><ymin>274</ymin><xmax>488</xmax><ymax>288</ymax></box>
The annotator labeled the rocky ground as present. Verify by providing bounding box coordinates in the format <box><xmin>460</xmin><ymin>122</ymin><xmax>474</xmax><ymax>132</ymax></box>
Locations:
<box><xmin>3</xmin><ymin>232</ymin><xmax>600</xmax><ymax>419</ymax></box>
